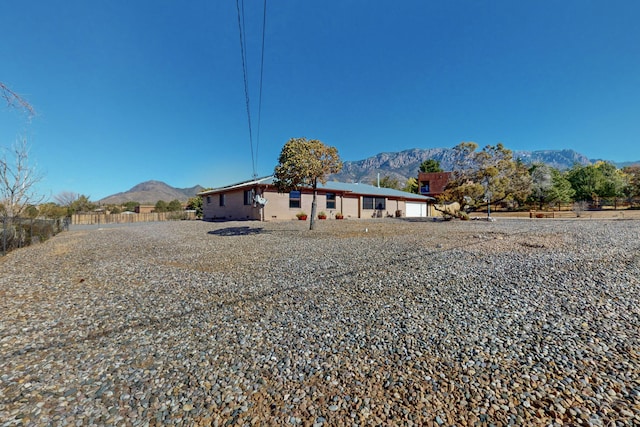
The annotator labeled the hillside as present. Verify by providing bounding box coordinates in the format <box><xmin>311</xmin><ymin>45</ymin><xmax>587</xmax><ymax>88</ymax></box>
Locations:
<box><xmin>99</xmin><ymin>180</ymin><xmax>204</xmax><ymax>205</ymax></box>
<box><xmin>329</xmin><ymin>147</ymin><xmax>595</xmax><ymax>185</ymax></box>
<box><xmin>98</xmin><ymin>148</ymin><xmax>635</xmax><ymax>203</ymax></box>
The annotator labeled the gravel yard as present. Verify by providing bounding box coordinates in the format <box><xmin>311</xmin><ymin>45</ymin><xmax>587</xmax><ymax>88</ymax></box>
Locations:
<box><xmin>1</xmin><ymin>218</ymin><xmax>639</xmax><ymax>426</ymax></box>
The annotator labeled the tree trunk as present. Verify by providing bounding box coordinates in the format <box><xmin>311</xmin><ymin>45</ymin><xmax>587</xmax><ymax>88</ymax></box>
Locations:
<box><xmin>310</xmin><ymin>187</ymin><xmax>317</xmax><ymax>230</ymax></box>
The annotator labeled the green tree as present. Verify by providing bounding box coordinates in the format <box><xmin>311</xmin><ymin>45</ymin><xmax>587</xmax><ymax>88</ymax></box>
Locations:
<box><xmin>374</xmin><ymin>175</ymin><xmax>400</xmax><ymax>189</ymax></box>
<box><xmin>566</xmin><ymin>162</ymin><xmax>625</xmax><ymax>205</ymax></box>
<box><xmin>24</xmin><ymin>204</ymin><xmax>39</xmax><ymax>218</ymax></box>
<box><xmin>441</xmin><ymin>142</ymin><xmax>531</xmax><ymax>214</ymax></box>
<box><xmin>186</xmin><ymin>194</ymin><xmax>206</xmax><ymax>217</ymax></box>
<box><xmin>596</xmin><ymin>162</ymin><xmax>626</xmax><ymax>207</ymax></box>
<box><xmin>167</xmin><ymin>199</ymin><xmax>183</xmax><ymax>212</ymax></box>
<box><xmin>546</xmin><ymin>168</ymin><xmax>575</xmax><ymax>206</ymax></box>
<box><xmin>529</xmin><ymin>163</ymin><xmax>553</xmax><ymax>209</ymax></box>
<box><xmin>155</xmin><ymin>200</ymin><xmax>168</xmax><ymax>213</ymax></box>
<box><xmin>38</xmin><ymin>202</ymin><xmax>67</xmax><ymax>218</ymax></box>
<box><xmin>403</xmin><ymin>177</ymin><xmax>419</xmax><ymax>194</ymax></box>
<box><xmin>274</xmin><ymin>137</ymin><xmax>342</xmax><ymax>230</ymax></box>
<box><xmin>123</xmin><ymin>201</ymin><xmax>140</xmax><ymax>212</ymax></box>
<box><xmin>622</xmin><ymin>165</ymin><xmax>640</xmax><ymax>199</ymax></box>
<box><xmin>419</xmin><ymin>159</ymin><xmax>443</xmax><ymax>173</ymax></box>
<box><xmin>68</xmin><ymin>195</ymin><xmax>96</xmax><ymax>214</ymax></box>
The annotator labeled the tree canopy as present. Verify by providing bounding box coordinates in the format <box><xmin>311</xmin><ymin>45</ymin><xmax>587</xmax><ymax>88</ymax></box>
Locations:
<box><xmin>273</xmin><ymin>137</ymin><xmax>342</xmax><ymax>230</ymax></box>
<box><xmin>403</xmin><ymin>177</ymin><xmax>419</xmax><ymax>194</ymax></box>
<box><xmin>167</xmin><ymin>199</ymin><xmax>183</xmax><ymax>212</ymax></box>
<box><xmin>440</xmin><ymin>142</ymin><xmax>531</xmax><ymax>213</ymax></box>
<box><xmin>566</xmin><ymin>162</ymin><xmax>626</xmax><ymax>203</ymax></box>
<box><xmin>123</xmin><ymin>201</ymin><xmax>140</xmax><ymax>212</ymax></box>
<box><xmin>419</xmin><ymin>159</ymin><xmax>442</xmax><ymax>173</ymax></box>
<box><xmin>373</xmin><ymin>175</ymin><xmax>400</xmax><ymax>190</ymax></box>
<box><xmin>68</xmin><ymin>195</ymin><xmax>96</xmax><ymax>214</ymax></box>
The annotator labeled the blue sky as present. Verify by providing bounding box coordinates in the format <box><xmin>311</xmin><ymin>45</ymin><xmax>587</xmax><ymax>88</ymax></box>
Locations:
<box><xmin>2</xmin><ymin>1</ymin><xmax>639</xmax><ymax>201</ymax></box>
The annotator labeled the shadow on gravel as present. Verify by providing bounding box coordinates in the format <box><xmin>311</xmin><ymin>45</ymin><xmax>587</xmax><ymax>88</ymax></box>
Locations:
<box><xmin>208</xmin><ymin>226</ymin><xmax>265</xmax><ymax>236</ymax></box>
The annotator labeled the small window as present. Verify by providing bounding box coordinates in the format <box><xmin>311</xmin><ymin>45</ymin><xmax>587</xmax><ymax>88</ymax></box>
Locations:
<box><xmin>326</xmin><ymin>192</ymin><xmax>336</xmax><ymax>209</ymax></box>
<box><xmin>363</xmin><ymin>196</ymin><xmax>386</xmax><ymax>210</ymax></box>
<box><xmin>420</xmin><ymin>182</ymin><xmax>430</xmax><ymax>194</ymax></box>
<box><xmin>289</xmin><ymin>190</ymin><xmax>301</xmax><ymax>209</ymax></box>
<box><xmin>244</xmin><ymin>190</ymin><xmax>253</xmax><ymax>205</ymax></box>
<box><xmin>206</xmin><ymin>196</ymin><xmax>211</xmax><ymax>204</ymax></box>
<box><xmin>219</xmin><ymin>194</ymin><xmax>225</xmax><ymax>207</ymax></box>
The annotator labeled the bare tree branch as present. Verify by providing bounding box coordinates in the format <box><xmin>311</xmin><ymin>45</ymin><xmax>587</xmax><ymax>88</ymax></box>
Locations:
<box><xmin>54</xmin><ymin>191</ymin><xmax>81</xmax><ymax>207</ymax></box>
<box><xmin>0</xmin><ymin>82</ymin><xmax>36</xmax><ymax>118</ymax></box>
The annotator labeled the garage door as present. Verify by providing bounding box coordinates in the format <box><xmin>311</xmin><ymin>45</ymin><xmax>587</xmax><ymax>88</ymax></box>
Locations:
<box><xmin>405</xmin><ymin>202</ymin><xmax>427</xmax><ymax>217</ymax></box>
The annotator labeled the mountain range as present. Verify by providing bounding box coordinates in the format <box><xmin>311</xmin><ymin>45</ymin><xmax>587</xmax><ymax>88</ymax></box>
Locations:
<box><xmin>329</xmin><ymin>147</ymin><xmax>597</xmax><ymax>185</ymax></box>
<box><xmin>99</xmin><ymin>181</ymin><xmax>204</xmax><ymax>205</ymax></box>
<box><xmin>98</xmin><ymin>148</ymin><xmax>637</xmax><ymax>203</ymax></box>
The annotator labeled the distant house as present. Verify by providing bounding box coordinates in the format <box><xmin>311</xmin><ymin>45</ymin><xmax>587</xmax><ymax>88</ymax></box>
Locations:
<box><xmin>198</xmin><ymin>176</ymin><xmax>435</xmax><ymax>221</ymax></box>
<box><xmin>418</xmin><ymin>171</ymin><xmax>452</xmax><ymax>198</ymax></box>
<box><xmin>135</xmin><ymin>205</ymin><xmax>155</xmax><ymax>214</ymax></box>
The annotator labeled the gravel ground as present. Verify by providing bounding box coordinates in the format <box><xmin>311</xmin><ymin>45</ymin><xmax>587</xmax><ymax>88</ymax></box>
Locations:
<box><xmin>1</xmin><ymin>218</ymin><xmax>639</xmax><ymax>426</ymax></box>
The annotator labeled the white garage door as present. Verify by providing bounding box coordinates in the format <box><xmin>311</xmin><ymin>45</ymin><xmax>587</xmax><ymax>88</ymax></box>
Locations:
<box><xmin>405</xmin><ymin>202</ymin><xmax>427</xmax><ymax>217</ymax></box>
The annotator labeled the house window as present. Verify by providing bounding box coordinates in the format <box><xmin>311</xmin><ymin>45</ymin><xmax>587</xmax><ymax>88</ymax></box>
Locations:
<box><xmin>326</xmin><ymin>193</ymin><xmax>336</xmax><ymax>209</ymax></box>
<box><xmin>206</xmin><ymin>196</ymin><xmax>211</xmax><ymax>204</ymax></box>
<box><xmin>219</xmin><ymin>194</ymin><xmax>225</xmax><ymax>207</ymax></box>
<box><xmin>420</xmin><ymin>182</ymin><xmax>430</xmax><ymax>194</ymax></box>
<box><xmin>363</xmin><ymin>196</ymin><xmax>386</xmax><ymax>210</ymax></box>
<box><xmin>289</xmin><ymin>190</ymin><xmax>301</xmax><ymax>208</ymax></box>
<box><xmin>244</xmin><ymin>190</ymin><xmax>253</xmax><ymax>205</ymax></box>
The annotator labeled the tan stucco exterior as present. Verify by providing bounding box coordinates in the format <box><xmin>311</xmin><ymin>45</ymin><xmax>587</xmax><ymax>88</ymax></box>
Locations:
<box><xmin>200</xmin><ymin>179</ymin><xmax>432</xmax><ymax>222</ymax></box>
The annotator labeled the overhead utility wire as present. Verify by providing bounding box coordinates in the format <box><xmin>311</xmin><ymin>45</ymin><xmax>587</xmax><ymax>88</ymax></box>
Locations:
<box><xmin>255</xmin><ymin>0</ymin><xmax>267</xmax><ymax>176</ymax></box>
<box><xmin>236</xmin><ymin>0</ymin><xmax>255</xmax><ymax>178</ymax></box>
<box><xmin>236</xmin><ymin>0</ymin><xmax>267</xmax><ymax>179</ymax></box>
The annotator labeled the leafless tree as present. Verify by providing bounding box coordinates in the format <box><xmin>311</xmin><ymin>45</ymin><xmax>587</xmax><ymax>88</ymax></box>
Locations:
<box><xmin>0</xmin><ymin>139</ymin><xmax>44</xmax><ymax>219</ymax></box>
<box><xmin>1</xmin><ymin>82</ymin><xmax>40</xmax><ymax>217</ymax></box>
<box><xmin>54</xmin><ymin>191</ymin><xmax>81</xmax><ymax>207</ymax></box>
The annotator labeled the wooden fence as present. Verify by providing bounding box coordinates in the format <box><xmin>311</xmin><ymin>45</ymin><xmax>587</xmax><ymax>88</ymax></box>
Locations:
<box><xmin>71</xmin><ymin>211</ymin><xmax>197</xmax><ymax>225</ymax></box>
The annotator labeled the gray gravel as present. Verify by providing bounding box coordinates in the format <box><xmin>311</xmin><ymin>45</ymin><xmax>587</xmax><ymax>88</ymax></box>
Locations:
<box><xmin>1</xmin><ymin>218</ymin><xmax>639</xmax><ymax>426</ymax></box>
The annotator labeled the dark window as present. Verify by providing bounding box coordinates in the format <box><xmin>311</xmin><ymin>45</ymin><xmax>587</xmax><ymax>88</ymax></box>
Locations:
<box><xmin>219</xmin><ymin>194</ymin><xmax>225</xmax><ymax>207</ymax></box>
<box><xmin>363</xmin><ymin>196</ymin><xmax>386</xmax><ymax>210</ymax></box>
<box><xmin>420</xmin><ymin>182</ymin><xmax>430</xmax><ymax>194</ymax></box>
<box><xmin>244</xmin><ymin>190</ymin><xmax>253</xmax><ymax>205</ymax></box>
<box><xmin>206</xmin><ymin>196</ymin><xmax>211</xmax><ymax>204</ymax></box>
<box><xmin>363</xmin><ymin>196</ymin><xmax>373</xmax><ymax>210</ymax></box>
<box><xmin>289</xmin><ymin>191</ymin><xmax>301</xmax><ymax>208</ymax></box>
<box><xmin>326</xmin><ymin>193</ymin><xmax>336</xmax><ymax>209</ymax></box>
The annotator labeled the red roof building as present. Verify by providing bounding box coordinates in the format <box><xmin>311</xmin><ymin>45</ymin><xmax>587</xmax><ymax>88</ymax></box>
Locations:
<box><xmin>418</xmin><ymin>171</ymin><xmax>452</xmax><ymax>198</ymax></box>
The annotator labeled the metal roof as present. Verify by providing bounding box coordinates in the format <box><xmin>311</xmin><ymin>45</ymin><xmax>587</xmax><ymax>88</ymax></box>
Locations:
<box><xmin>198</xmin><ymin>176</ymin><xmax>434</xmax><ymax>201</ymax></box>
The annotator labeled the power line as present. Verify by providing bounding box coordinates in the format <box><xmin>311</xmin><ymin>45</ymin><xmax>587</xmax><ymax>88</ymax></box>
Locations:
<box><xmin>236</xmin><ymin>0</ymin><xmax>267</xmax><ymax>179</ymax></box>
<box><xmin>255</xmin><ymin>0</ymin><xmax>267</xmax><ymax>177</ymax></box>
<box><xmin>236</xmin><ymin>0</ymin><xmax>255</xmax><ymax>177</ymax></box>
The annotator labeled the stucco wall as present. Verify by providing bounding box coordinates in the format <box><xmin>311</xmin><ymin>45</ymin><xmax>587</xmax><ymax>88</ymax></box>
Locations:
<box><xmin>202</xmin><ymin>186</ymin><xmax>428</xmax><ymax>221</ymax></box>
<box><xmin>360</xmin><ymin>199</ymin><xmax>406</xmax><ymax>218</ymax></box>
<box><xmin>202</xmin><ymin>190</ymin><xmax>260</xmax><ymax>221</ymax></box>
<box><xmin>263</xmin><ymin>191</ymin><xmax>347</xmax><ymax>220</ymax></box>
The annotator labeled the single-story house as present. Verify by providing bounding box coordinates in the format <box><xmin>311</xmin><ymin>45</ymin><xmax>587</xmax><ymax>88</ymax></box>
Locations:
<box><xmin>198</xmin><ymin>176</ymin><xmax>435</xmax><ymax>221</ymax></box>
